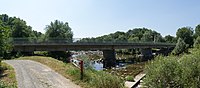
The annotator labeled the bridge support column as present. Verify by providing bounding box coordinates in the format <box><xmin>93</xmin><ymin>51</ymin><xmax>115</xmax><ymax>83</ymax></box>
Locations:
<box><xmin>103</xmin><ymin>49</ymin><xmax>116</xmax><ymax>68</ymax></box>
<box><xmin>141</xmin><ymin>48</ymin><xmax>153</xmax><ymax>60</ymax></box>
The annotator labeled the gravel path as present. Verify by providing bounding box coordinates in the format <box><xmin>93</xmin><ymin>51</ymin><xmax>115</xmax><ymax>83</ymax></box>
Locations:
<box><xmin>4</xmin><ymin>60</ymin><xmax>80</xmax><ymax>88</ymax></box>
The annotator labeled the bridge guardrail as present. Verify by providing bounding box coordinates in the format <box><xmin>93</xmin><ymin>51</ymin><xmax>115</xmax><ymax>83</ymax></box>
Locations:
<box><xmin>10</xmin><ymin>38</ymin><xmax>176</xmax><ymax>46</ymax></box>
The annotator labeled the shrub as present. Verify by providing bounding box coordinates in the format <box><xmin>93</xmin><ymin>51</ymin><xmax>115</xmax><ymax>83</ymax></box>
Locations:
<box><xmin>194</xmin><ymin>36</ymin><xmax>200</xmax><ymax>48</ymax></box>
<box><xmin>86</xmin><ymin>69</ymin><xmax>124</xmax><ymax>88</ymax></box>
<box><xmin>172</xmin><ymin>38</ymin><xmax>188</xmax><ymax>55</ymax></box>
<box><xmin>125</xmin><ymin>76</ymin><xmax>134</xmax><ymax>82</ymax></box>
<box><xmin>67</xmin><ymin>55</ymin><xmax>124</xmax><ymax>88</ymax></box>
<box><xmin>144</xmin><ymin>50</ymin><xmax>200</xmax><ymax>88</ymax></box>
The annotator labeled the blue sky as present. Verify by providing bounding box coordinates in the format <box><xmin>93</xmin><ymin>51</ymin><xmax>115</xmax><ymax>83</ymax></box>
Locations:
<box><xmin>1</xmin><ymin>0</ymin><xmax>200</xmax><ymax>38</ymax></box>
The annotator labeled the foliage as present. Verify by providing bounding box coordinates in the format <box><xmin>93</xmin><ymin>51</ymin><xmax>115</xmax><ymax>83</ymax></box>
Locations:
<box><xmin>44</xmin><ymin>20</ymin><xmax>73</xmax><ymax>62</ymax></box>
<box><xmin>164</xmin><ymin>35</ymin><xmax>176</xmax><ymax>43</ymax></box>
<box><xmin>194</xmin><ymin>36</ymin><xmax>200</xmax><ymax>48</ymax></box>
<box><xmin>144</xmin><ymin>48</ymin><xmax>200</xmax><ymax>88</ymax></box>
<box><xmin>172</xmin><ymin>38</ymin><xmax>188</xmax><ymax>55</ymax></box>
<box><xmin>194</xmin><ymin>24</ymin><xmax>200</xmax><ymax>37</ymax></box>
<box><xmin>0</xmin><ymin>20</ymin><xmax>11</xmax><ymax>58</ymax></box>
<box><xmin>176</xmin><ymin>27</ymin><xmax>194</xmax><ymax>47</ymax></box>
<box><xmin>11</xmin><ymin>18</ymin><xmax>35</xmax><ymax>38</ymax></box>
<box><xmin>0</xmin><ymin>14</ymin><xmax>37</xmax><ymax>38</ymax></box>
<box><xmin>0</xmin><ymin>14</ymin><xmax>45</xmax><ymax>59</ymax></box>
<box><xmin>0</xmin><ymin>62</ymin><xmax>17</xmax><ymax>88</ymax></box>
<box><xmin>125</xmin><ymin>76</ymin><xmax>134</xmax><ymax>82</ymax></box>
<box><xmin>44</xmin><ymin>20</ymin><xmax>73</xmax><ymax>42</ymax></box>
<box><xmin>141</xmin><ymin>31</ymin><xmax>154</xmax><ymax>42</ymax></box>
<box><xmin>78</xmin><ymin>28</ymin><xmax>165</xmax><ymax>43</ymax></box>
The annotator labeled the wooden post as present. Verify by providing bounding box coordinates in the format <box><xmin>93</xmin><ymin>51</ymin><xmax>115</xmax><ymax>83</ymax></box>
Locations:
<box><xmin>79</xmin><ymin>60</ymin><xmax>83</xmax><ymax>80</ymax></box>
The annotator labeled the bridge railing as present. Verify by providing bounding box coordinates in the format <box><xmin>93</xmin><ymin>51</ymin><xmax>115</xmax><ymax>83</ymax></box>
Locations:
<box><xmin>10</xmin><ymin>38</ymin><xmax>176</xmax><ymax>46</ymax></box>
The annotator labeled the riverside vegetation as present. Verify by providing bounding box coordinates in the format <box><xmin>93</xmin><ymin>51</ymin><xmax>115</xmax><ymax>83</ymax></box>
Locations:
<box><xmin>143</xmin><ymin>46</ymin><xmax>200</xmax><ymax>88</ymax></box>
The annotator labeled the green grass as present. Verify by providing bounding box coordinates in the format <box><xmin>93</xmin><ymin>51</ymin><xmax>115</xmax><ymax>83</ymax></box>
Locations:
<box><xmin>0</xmin><ymin>62</ymin><xmax>17</xmax><ymax>88</ymax></box>
<box><xmin>17</xmin><ymin>56</ymin><xmax>125</xmax><ymax>88</ymax></box>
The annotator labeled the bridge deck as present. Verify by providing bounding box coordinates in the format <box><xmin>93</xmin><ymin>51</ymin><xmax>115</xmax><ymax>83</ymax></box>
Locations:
<box><xmin>13</xmin><ymin>42</ymin><xmax>175</xmax><ymax>51</ymax></box>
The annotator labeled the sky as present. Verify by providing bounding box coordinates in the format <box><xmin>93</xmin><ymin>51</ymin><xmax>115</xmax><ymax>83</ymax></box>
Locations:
<box><xmin>1</xmin><ymin>0</ymin><xmax>200</xmax><ymax>38</ymax></box>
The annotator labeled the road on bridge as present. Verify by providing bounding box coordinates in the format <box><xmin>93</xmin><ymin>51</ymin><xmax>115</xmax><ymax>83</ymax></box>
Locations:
<box><xmin>4</xmin><ymin>60</ymin><xmax>80</xmax><ymax>88</ymax></box>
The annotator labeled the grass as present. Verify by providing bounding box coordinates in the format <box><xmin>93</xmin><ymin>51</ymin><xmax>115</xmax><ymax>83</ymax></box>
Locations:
<box><xmin>17</xmin><ymin>56</ymin><xmax>125</xmax><ymax>88</ymax></box>
<box><xmin>0</xmin><ymin>62</ymin><xmax>17</xmax><ymax>88</ymax></box>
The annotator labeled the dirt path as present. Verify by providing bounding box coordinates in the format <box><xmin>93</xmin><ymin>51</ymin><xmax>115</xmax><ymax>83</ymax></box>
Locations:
<box><xmin>4</xmin><ymin>60</ymin><xmax>80</xmax><ymax>88</ymax></box>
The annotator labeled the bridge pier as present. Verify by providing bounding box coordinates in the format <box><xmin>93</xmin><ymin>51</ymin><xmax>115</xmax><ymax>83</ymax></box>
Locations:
<box><xmin>140</xmin><ymin>48</ymin><xmax>153</xmax><ymax>60</ymax></box>
<box><xmin>103</xmin><ymin>49</ymin><xmax>116</xmax><ymax>68</ymax></box>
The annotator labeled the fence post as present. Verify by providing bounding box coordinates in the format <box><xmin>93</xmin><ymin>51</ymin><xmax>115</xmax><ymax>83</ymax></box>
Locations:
<box><xmin>79</xmin><ymin>60</ymin><xmax>83</xmax><ymax>80</ymax></box>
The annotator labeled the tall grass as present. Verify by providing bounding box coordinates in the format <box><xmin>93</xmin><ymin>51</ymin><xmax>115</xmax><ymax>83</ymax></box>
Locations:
<box><xmin>0</xmin><ymin>61</ymin><xmax>17</xmax><ymax>88</ymax></box>
<box><xmin>68</xmin><ymin>55</ymin><xmax>124</xmax><ymax>88</ymax></box>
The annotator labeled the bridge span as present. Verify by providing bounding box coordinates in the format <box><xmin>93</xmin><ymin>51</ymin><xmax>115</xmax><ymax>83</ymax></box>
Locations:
<box><xmin>13</xmin><ymin>42</ymin><xmax>175</xmax><ymax>51</ymax></box>
<box><xmin>11</xmin><ymin>38</ymin><xmax>176</xmax><ymax>68</ymax></box>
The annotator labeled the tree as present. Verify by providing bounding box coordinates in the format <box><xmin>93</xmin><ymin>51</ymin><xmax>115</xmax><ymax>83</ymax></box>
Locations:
<box><xmin>0</xmin><ymin>21</ymin><xmax>11</xmax><ymax>57</ymax></box>
<box><xmin>127</xmin><ymin>28</ymin><xmax>150</xmax><ymax>40</ymax></box>
<box><xmin>45</xmin><ymin>20</ymin><xmax>73</xmax><ymax>42</ymax></box>
<box><xmin>128</xmin><ymin>36</ymin><xmax>139</xmax><ymax>42</ymax></box>
<box><xmin>141</xmin><ymin>31</ymin><xmax>153</xmax><ymax>42</ymax></box>
<box><xmin>195</xmin><ymin>24</ymin><xmax>200</xmax><ymax>36</ymax></box>
<box><xmin>194</xmin><ymin>36</ymin><xmax>200</xmax><ymax>48</ymax></box>
<box><xmin>164</xmin><ymin>35</ymin><xmax>176</xmax><ymax>43</ymax></box>
<box><xmin>11</xmin><ymin>19</ymin><xmax>35</xmax><ymax>38</ymax></box>
<box><xmin>44</xmin><ymin>20</ymin><xmax>73</xmax><ymax>62</ymax></box>
<box><xmin>176</xmin><ymin>27</ymin><xmax>193</xmax><ymax>47</ymax></box>
<box><xmin>172</xmin><ymin>38</ymin><xmax>188</xmax><ymax>55</ymax></box>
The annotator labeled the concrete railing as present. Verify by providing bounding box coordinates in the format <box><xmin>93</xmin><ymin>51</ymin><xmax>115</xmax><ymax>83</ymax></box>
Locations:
<box><xmin>10</xmin><ymin>38</ymin><xmax>176</xmax><ymax>46</ymax></box>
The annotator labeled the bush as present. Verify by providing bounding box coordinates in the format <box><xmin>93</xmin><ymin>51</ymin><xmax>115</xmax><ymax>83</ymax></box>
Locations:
<box><xmin>125</xmin><ymin>76</ymin><xmax>134</xmax><ymax>82</ymax></box>
<box><xmin>144</xmin><ymin>50</ymin><xmax>200</xmax><ymax>88</ymax></box>
<box><xmin>194</xmin><ymin>36</ymin><xmax>200</xmax><ymax>48</ymax></box>
<box><xmin>172</xmin><ymin>38</ymin><xmax>188</xmax><ymax>55</ymax></box>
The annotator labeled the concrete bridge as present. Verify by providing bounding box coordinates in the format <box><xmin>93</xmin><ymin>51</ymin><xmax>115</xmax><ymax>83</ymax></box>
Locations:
<box><xmin>11</xmin><ymin>38</ymin><xmax>176</xmax><ymax>68</ymax></box>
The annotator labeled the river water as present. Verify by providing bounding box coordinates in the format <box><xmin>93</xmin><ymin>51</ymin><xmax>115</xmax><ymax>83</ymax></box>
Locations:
<box><xmin>71</xmin><ymin>57</ymin><xmax>127</xmax><ymax>70</ymax></box>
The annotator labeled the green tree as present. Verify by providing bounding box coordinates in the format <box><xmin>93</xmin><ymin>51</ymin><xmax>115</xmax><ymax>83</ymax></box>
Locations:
<box><xmin>164</xmin><ymin>35</ymin><xmax>176</xmax><ymax>43</ymax></box>
<box><xmin>141</xmin><ymin>31</ymin><xmax>153</xmax><ymax>42</ymax></box>
<box><xmin>144</xmin><ymin>48</ymin><xmax>200</xmax><ymax>88</ymax></box>
<box><xmin>176</xmin><ymin>27</ymin><xmax>194</xmax><ymax>47</ymax></box>
<box><xmin>45</xmin><ymin>20</ymin><xmax>73</xmax><ymax>62</ymax></box>
<box><xmin>194</xmin><ymin>36</ymin><xmax>200</xmax><ymax>48</ymax></box>
<box><xmin>45</xmin><ymin>20</ymin><xmax>73</xmax><ymax>42</ymax></box>
<box><xmin>128</xmin><ymin>36</ymin><xmax>139</xmax><ymax>42</ymax></box>
<box><xmin>0</xmin><ymin>21</ymin><xmax>11</xmax><ymax>57</ymax></box>
<box><xmin>11</xmin><ymin>19</ymin><xmax>35</xmax><ymax>38</ymax></box>
<box><xmin>195</xmin><ymin>24</ymin><xmax>200</xmax><ymax>36</ymax></box>
<box><xmin>127</xmin><ymin>28</ymin><xmax>149</xmax><ymax>40</ymax></box>
<box><xmin>172</xmin><ymin>38</ymin><xmax>188</xmax><ymax>55</ymax></box>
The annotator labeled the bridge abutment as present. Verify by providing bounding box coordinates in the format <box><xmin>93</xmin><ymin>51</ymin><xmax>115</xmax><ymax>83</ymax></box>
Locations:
<box><xmin>103</xmin><ymin>49</ymin><xmax>116</xmax><ymax>68</ymax></box>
